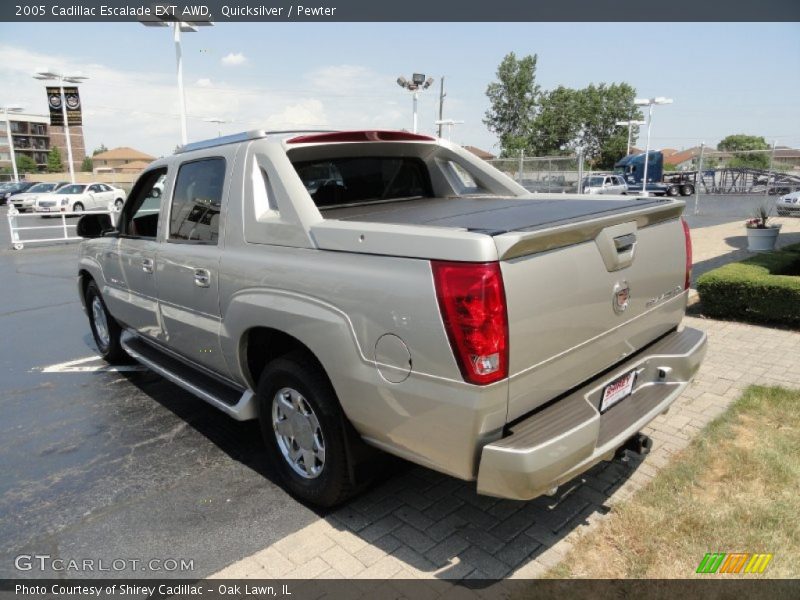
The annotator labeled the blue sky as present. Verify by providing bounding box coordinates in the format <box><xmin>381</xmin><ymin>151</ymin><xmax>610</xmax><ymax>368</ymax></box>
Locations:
<box><xmin>1</xmin><ymin>21</ymin><xmax>798</xmax><ymax>157</ymax></box>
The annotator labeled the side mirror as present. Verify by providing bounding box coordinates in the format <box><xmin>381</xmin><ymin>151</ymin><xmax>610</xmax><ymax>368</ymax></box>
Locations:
<box><xmin>77</xmin><ymin>213</ymin><xmax>114</xmax><ymax>238</ymax></box>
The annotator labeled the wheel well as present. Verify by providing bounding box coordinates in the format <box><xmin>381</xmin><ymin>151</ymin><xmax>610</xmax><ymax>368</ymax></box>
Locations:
<box><xmin>242</xmin><ymin>327</ymin><xmax>327</xmax><ymax>389</ymax></box>
<box><xmin>78</xmin><ymin>270</ymin><xmax>93</xmax><ymax>301</ymax></box>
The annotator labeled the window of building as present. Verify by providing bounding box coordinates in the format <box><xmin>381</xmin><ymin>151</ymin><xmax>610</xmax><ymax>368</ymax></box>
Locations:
<box><xmin>169</xmin><ymin>158</ymin><xmax>225</xmax><ymax>243</ymax></box>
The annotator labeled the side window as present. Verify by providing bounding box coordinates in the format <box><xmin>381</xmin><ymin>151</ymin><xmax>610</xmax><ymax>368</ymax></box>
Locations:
<box><xmin>169</xmin><ymin>158</ymin><xmax>225</xmax><ymax>243</ymax></box>
<box><xmin>99</xmin><ymin>184</ymin><xmax>111</xmax><ymax>192</ymax></box>
<box><xmin>120</xmin><ymin>168</ymin><xmax>167</xmax><ymax>238</ymax></box>
<box><xmin>88</xmin><ymin>184</ymin><xmax>100</xmax><ymax>192</ymax></box>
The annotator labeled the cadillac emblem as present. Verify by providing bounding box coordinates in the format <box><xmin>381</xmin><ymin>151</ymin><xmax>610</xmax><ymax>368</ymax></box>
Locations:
<box><xmin>613</xmin><ymin>281</ymin><xmax>630</xmax><ymax>314</ymax></box>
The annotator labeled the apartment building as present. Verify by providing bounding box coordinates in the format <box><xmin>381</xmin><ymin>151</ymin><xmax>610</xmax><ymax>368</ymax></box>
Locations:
<box><xmin>0</xmin><ymin>112</ymin><xmax>86</xmax><ymax>174</ymax></box>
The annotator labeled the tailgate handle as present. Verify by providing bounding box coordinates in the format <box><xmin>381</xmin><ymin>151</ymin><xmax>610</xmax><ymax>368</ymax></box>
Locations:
<box><xmin>614</xmin><ymin>233</ymin><xmax>637</xmax><ymax>254</ymax></box>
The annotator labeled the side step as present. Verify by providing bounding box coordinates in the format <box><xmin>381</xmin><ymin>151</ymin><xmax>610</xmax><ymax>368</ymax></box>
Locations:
<box><xmin>121</xmin><ymin>332</ymin><xmax>257</xmax><ymax>421</ymax></box>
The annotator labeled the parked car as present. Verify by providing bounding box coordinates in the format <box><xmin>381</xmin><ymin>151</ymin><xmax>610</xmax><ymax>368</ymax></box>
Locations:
<box><xmin>775</xmin><ymin>190</ymin><xmax>800</xmax><ymax>216</ymax></box>
<box><xmin>0</xmin><ymin>181</ymin><xmax>39</xmax><ymax>205</ymax></box>
<box><xmin>10</xmin><ymin>182</ymin><xmax>70</xmax><ymax>212</ymax></box>
<box><xmin>34</xmin><ymin>182</ymin><xmax>126</xmax><ymax>214</ymax></box>
<box><xmin>581</xmin><ymin>174</ymin><xmax>628</xmax><ymax>195</ymax></box>
<box><xmin>76</xmin><ymin>129</ymin><xmax>705</xmax><ymax>507</ymax></box>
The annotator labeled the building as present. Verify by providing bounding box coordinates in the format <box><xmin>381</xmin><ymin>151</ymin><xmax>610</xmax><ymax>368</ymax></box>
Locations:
<box><xmin>0</xmin><ymin>112</ymin><xmax>85</xmax><ymax>175</ymax></box>
<box><xmin>92</xmin><ymin>147</ymin><xmax>155</xmax><ymax>173</ymax></box>
<box><xmin>464</xmin><ymin>145</ymin><xmax>496</xmax><ymax>160</ymax></box>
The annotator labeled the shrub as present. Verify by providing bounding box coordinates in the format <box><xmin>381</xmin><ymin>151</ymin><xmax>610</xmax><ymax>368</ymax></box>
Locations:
<box><xmin>696</xmin><ymin>243</ymin><xmax>800</xmax><ymax>325</ymax></box>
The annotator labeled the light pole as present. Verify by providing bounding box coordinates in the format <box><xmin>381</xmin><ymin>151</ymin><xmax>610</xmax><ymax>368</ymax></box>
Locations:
<box><xmin>434</xmin><ymin>119</ymin><xmax>464</xmax><ymax>142</ymax></box>
<box><xmin>1</xmin><ymin>105</ymin><xmax>24</xmax><ymax>182</ymax></box>
<box><xmin>615</xmin><ymin>119</ymin><xmax>647</xmax><ymax>156</ymax></box>
<box><xmin>203</xmin><ymin>117</ymin><xmax>227</xmax><ymax>137</ymax></box>
<box><xmin>634</xmin><ymin>97</ymin><xmax>673</xmax><ymax>195</ymax></box>
<box><xmin>141</xmin><ymin>16</ymin><xmax>213</xmax><ymax>145</ymax></box>
<box><xmin>397</xmin><ymin>74</ymin><xmax>434</xmax><ymax>133</ymax></box>
<box><xmin>33</xmin><ymin>70</ymin><xmax>88</xmax><ymax>184</ymax></box>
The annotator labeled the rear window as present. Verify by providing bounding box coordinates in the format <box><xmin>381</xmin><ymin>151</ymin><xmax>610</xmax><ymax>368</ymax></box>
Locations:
<box><xmin>291</xmin><ymin>157</ymin><xmax>433</xmax><ymax>207</ymax></box>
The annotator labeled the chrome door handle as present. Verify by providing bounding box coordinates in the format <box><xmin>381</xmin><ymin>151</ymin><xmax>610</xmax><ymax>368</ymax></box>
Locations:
<box><xmin>194</xmin><ymin>268</ymin><xmax>211</xmax><ymax>288</ymax></box>
<box><xmin>141</xmin><ymin>258</ymin><xmax>154</xmax><ymax>274</ymax></box>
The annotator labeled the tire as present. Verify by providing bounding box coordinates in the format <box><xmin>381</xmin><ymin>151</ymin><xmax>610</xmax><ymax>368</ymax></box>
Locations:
<box><xmin>667</xmin><ymin>186</ymin><xmax>679</xmax><ymax>197</ymax></box>
<box><xmin>680</xmin><ymin>184</ymin><xmax>694</xmax><ymax>196</ymax></box>
<box><xmin>73</xmin><ymin>202</ymin><xmax>84</xmax><ymax>214</ymax></box>
<box><xmin>257</xmin><ymin>354</ymin><xmax>357</xmax><ymax>507</ymax></box>
<box><xmin>85</xmin><ymin>280</ymin><xmax>129</xmax><ymax>364</ymax></box>
<box><xmin>114</xmin><ymin>198</ymin><xmax>124</xmax><ymax>209</ymax></box>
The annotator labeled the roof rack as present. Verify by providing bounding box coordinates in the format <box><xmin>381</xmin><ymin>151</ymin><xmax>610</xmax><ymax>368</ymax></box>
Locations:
<box><xmin>175</xmin><ymin>129</ymin><xmax>335</xmax><ymax>154</ymax></box>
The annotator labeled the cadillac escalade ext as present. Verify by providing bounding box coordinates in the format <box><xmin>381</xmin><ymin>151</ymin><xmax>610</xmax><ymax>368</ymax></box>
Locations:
<box><xmin>76</xmin><ymin>129</ymin><xmax>706</xmax><ymax>506</ymax></box>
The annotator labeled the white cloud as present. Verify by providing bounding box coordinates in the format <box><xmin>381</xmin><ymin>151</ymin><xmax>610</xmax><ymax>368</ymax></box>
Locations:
<box><xmin>221</xmin><ymin>52</ymin><xmax>247</xmax><ymax>66</ymax></box>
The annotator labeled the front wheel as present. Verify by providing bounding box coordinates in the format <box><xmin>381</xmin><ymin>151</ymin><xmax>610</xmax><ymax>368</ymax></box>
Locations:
<box><xmin>73</xmin><ymin>202</ymin><xmax>84</xmax><ymax>214</ymax></box>
<box><xmin>85</xmin><ymin>280</ymin><xmax>129</xmax><ymax>364</ymax></box>
<box><xmin>114</xmin><ymin>198</ymin><xmax>124</xmax><ymax>209</ymax></box>
<box><xmin>257</xmin><ymin>354</ymin><xmax>357</xmax><ymax>507</ymax></box>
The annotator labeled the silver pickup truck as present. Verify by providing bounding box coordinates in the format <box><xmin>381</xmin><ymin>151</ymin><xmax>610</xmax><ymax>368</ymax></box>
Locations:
<box><xmin>76</xmin><ymin>130</ymin><xmax>706</xmax><ymax>507</ymax></box>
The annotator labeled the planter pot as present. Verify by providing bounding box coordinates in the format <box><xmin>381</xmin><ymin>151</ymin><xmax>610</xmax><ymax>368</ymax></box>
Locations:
<box><xmin>746</xmin><ymin>225</ymin><xmax>781</xmax><ymax>251</ymax></box>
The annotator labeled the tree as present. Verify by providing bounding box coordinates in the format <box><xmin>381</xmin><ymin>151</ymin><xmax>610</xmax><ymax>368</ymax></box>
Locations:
<box><xmin>575</xmin><ymin>83</ymin><xmax>641</xmax><ymax>169</ymax></box>
<box><xmin>92</xmin><ymin>144</ymin><xmax>108</xmax><ymax>156</ymax></box>
<box><xmin>16</xmin><ymin>154</ymin><xmax>38</xmax><ymax>174</ymax></box>
<box><xmin>528</xmin><ymin>86</ymin><xmax>582</xmax><ymax>156</ymax></box>
<box><xmin>47</xmin><ymin>147</ymin><xmax>63</xmax><ymax>173</ymax></box>
<box><xmin>484</xmin><ymin>52</ymin><xmax>540</xmax><ymax>157</ymax></box>
<box><xmin>717</xmin><ymin>134</ymin><xmax>769</xmax><ymax>170</ymax></box>
<box><xmin>81</xmin><ymin>156</ymin><xmax>93</xmax><ymax>172</ymax></box>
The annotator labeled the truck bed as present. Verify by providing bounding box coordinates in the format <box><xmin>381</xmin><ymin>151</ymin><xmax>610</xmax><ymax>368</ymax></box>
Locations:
<box><xmin>321</xmin><ymin>195</ymin><xmax>668</xmax><ymax>235</ymax></box>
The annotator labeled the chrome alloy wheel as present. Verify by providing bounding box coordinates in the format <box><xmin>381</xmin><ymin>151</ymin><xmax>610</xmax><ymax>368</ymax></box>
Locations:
<box><xmin>272</xmin><ymin>387</ymin><xmax>326</xmax><ymax>479</ymax></box>
<box><xmin>91</xmin><ymin>296</ymin><xmax>110</xmax><ymax>349</ymax></box>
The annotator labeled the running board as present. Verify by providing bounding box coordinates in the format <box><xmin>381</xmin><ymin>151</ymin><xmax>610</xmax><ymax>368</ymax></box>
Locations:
<box><xmin>120</xmin><ymin>332</ymin><xmax>257</xmax><ymax>421</ymax></box>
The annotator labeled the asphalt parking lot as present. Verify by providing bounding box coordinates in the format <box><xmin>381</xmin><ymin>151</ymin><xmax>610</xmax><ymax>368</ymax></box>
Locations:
<box><xmin>0</xmin><ymin>208</ymin><xmax>326</xmax><ymax>579</ymax></box>
<box><xmin>0</xmin><ymin>192</ymin><xmax>792</xmax><ymax>579</ymax></box>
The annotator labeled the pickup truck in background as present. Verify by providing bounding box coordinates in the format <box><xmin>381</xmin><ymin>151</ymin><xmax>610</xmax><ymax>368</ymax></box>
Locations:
<box><xmin>76</xmin><ymin>130</ymin><xmax>706</xmax><ymax>507</ymax></box>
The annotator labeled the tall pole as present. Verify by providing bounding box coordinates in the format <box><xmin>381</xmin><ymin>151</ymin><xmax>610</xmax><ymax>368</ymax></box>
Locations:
<box><xmin>412</xmin><ymin>91</ymin><xmax>418</xmax><ymax>134</ymax></box>
<box><xmin>693</xmin><ymin>142</ymin><xmax>705</xmax><ymax>215</ymax></box>
<box><xmin>59</xmin><ymin>82</ymin><xmax>76</xmax><ymax>183</ymax></box>
<box><xmin>765</xmin><ymin>140</ymin><xmax>776</xmax><ymax>197</ymax></box>
<box><xmin>641</xmin><ymin>103</ymin><xmax>654</xmax><ymax>195</ymax></box>
<box><xmin>174</xmin><ymin>23</ymin><xmax>188</xmax><ymax>145</ymax></box>
<box><xmin>625</xmin><ymin>122</ymin><xmax>633</xmax><ymax>156</ymax></box>
<box><xmin>3</xmin><ymin>109</ymin><xmax>19</xmax><ymax>183</ymax></box>
<box><xmin>437</xmin><ymin>77</ymin><xmax>445</xmax><ymax>138</ymax></box>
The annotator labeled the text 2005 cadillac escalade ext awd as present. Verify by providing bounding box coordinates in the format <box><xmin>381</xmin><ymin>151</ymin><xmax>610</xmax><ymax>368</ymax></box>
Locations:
<box><xmin>76</xmin><ymin>130</ymin><xmax>706</xmax><ymax>506</ymax></box>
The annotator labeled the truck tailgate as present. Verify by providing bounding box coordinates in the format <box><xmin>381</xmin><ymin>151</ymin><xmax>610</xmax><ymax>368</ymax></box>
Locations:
<box><xmin>497</xmin><ymin>209</ymin><xmax>689</xmax><ymax>422</ymax></box>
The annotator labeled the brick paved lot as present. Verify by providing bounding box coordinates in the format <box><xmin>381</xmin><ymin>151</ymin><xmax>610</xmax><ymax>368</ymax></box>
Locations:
<box><xmin>212</xmin><ymin>315</ymin><xmax>800</xmax><ymax>580</ymax></box>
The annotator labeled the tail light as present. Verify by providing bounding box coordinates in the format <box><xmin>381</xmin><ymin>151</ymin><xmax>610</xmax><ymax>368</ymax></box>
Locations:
<box><xmin>681</xmin><ymin>217</ymin><xmax>692</xmax><ymax>290</ymax></box>
<box><xmin>431</xmin><ymin>261</ymin><xmax>509</xmax><ymax>385</ymax></box>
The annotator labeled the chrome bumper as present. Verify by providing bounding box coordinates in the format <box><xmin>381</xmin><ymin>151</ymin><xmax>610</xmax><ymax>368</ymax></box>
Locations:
<box><xmin>476</xmin><ymin>326</ymin><xmax>707</xmax><ymax>500</ymax></box>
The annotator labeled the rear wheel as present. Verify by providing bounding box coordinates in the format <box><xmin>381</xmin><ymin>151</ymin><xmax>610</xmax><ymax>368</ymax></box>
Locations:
<box><xmin>257</xmin><ymin>354</ymin><xmax>357</xmax><ymax>507</ymax></box>
<box><xmin>85</xmin><ymin>280</ymin><xmax>128</xmax><ymax>364</ymax></box>
<box><xmin>667</xmin><ymin>186</ymin><xmax>679</xmax><ymax>197</ymax></box>
<box><xmin>680</xmin><ymin>184</ymin><xmax>694</xmax><ymax>196</ymax></box>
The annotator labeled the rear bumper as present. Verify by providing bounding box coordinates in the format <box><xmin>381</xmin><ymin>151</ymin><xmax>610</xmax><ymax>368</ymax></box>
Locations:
<box><xmin>476</xmin><ymin>326</ymin><xmax>707</xmax><ymax>500</ymax></box>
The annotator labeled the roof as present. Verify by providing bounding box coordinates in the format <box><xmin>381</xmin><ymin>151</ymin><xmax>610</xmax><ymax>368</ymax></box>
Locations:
<box><xmin>92</xmin><ymin>147</ymin><xmax>156</xmax><ymax>161</ymax></box>
<box><xmin>116</xmin><ymin>160</ymin><xmax>152</xmax><ymax>170</ymax></box>
<box><xmin>664</xmin><ymin>147</ymin><xmax>703</xmax><ymax>166</ymax></box>
<box><xmin>464</xmin><ymin>146</ymin><xmax>496</xmax><ymax>160</ymax></box>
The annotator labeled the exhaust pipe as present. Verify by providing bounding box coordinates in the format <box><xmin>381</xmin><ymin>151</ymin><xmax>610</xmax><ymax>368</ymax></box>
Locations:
<box><xmin>615</xmin><ymin>433</ymin><xmax>653</xmax><ymax>459</ymax></box>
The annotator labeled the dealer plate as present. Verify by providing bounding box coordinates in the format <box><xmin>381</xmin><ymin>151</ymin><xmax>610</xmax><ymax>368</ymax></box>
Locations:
<box><xmin>600</xmin><ymin>370</ymin><xmax>636</xmax><ymax>413</ymax></box>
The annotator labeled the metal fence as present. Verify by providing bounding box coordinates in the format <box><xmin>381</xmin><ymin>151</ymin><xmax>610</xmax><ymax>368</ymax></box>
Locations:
<box><xmin>6</xmin><ymin>203</ymin><xmax>120</xmax><ymax>250</ymax></box>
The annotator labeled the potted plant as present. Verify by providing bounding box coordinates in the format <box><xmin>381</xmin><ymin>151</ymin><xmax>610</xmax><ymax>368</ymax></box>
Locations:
<box><xmin>745</xmin><ymin>205</ymin><xmax>781</xmax><ymax>251</ymax></box>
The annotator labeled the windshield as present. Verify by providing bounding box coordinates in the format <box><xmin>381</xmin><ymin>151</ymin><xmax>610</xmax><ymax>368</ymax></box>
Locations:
<box><xmin>27</xmin><ymin>183</ymin><xmax>58</xmax><ymax>193</ymax></box>
<box><xmin>60</xmin><ymin>184</ymin><xmax>87</xmax><ymax>194</ymax></box>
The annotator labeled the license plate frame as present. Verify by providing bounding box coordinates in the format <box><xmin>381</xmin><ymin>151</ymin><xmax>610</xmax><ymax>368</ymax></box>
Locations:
<box><xmin>600</xmin><ymin>370</ymin><xmax>637</xmax><ymax>413</ymax></box>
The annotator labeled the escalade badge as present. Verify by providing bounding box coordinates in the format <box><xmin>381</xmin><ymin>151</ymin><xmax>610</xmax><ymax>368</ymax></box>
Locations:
<box><xmin>613</xmin><ymin>281</ymin><xmax>630</xmax><ymax>314</ymax></box>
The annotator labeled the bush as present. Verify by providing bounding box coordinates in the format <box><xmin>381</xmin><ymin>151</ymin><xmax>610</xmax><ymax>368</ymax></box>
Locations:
<box><xmin>697</xmin><ymin>243</ymin><xmax>800</xmax><ymax>325</ymax></box>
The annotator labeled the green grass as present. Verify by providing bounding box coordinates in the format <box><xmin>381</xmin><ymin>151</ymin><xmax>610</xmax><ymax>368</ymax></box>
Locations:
<box><xmin>544</xmin><ymin>386</ymin><xmax>800</xmax><ymax>578</ymax></box>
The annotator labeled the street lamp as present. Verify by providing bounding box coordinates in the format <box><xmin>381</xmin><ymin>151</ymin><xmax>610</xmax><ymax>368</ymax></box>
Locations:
<box><xmin>141</xmin><ymin>15</ymin><xmax>213</xmax><ymax>145</ymax></box>
<box><xmin>397</xmin><ymin>73</ymin><xmax>434</xmax><ymax>134</ymax></box>
<box><xmin>434</xmin><ymin>119</ymin><xmax>464</xmax><ymax>142</ymax></box>
<box><xmin>1</xmin><ymin>104</ymin><xmax>24</xmax><ymax>183</ymax></box>
<box><xmin>203</xmin><ymin>117</ymin><xmax>227</xmax><ymax>137</ymax></box>
<box><xmin>615</xmin><ymin>119</ymin><xmax>647</xmax><ymax>156</ymax></box>
<box><xmin>33</xmin><ymin>70</ymin><xmax>88</xmax><ymax>184</ymax></box>
<box><xmin>634</xmin><ymin>97</ymin><xmax>673</xmax><ymax>195</ymax></box>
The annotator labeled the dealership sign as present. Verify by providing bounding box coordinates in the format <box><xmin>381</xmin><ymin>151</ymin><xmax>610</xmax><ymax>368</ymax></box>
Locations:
<box><xmin>46</xmin><ymin>86</ymin><xmax>82</xmax><ymax>126</ymax></box>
